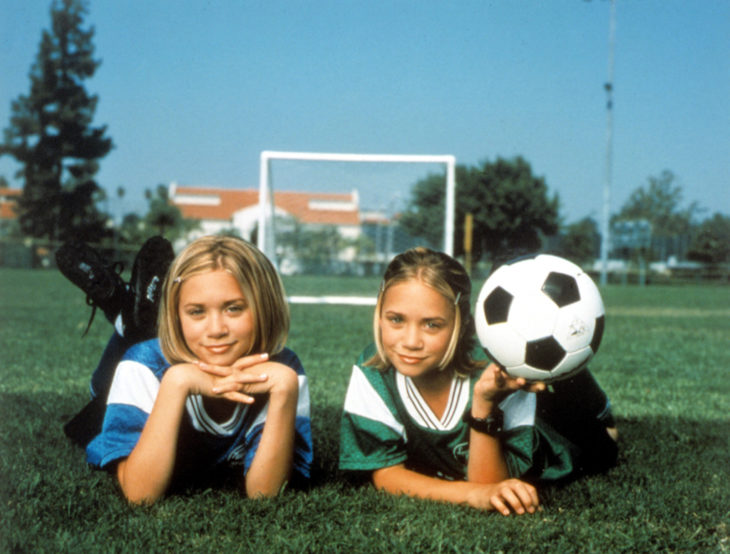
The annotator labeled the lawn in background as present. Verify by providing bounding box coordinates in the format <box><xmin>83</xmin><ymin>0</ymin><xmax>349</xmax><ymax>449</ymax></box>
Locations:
<box><xmin>1</xmin><ymin>269</ymin><xmax>728</xmax><ymax>552</ymax></box>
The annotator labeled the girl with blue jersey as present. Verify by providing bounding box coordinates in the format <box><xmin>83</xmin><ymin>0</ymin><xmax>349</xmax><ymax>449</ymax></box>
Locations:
<box><xmin>339</xmin><ymin>247</ymin><xmax>617</xmax><ymax>515</ymax></box>
<box><xmin>64</xmin><ymin>236</ymin><xmax>311</xmax><ymax>504</ymax></box>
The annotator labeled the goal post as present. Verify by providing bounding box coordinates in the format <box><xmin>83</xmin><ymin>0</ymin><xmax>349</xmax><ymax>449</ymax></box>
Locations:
<box><xmin>257</xmin><ymin>150</ymin><xmax>456</xmax><ymax>305</ymax></box>
<box><xmin>258</xmin><ymin>150</ymin><xmax>456</xmax><ymax>254</ymax></box>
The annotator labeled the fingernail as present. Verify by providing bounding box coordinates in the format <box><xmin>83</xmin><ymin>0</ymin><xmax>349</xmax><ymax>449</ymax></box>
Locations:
<box><xmin>260</xmin><ymin>353</ymin><xmax>269</xmax><ymax>359</ymax></box>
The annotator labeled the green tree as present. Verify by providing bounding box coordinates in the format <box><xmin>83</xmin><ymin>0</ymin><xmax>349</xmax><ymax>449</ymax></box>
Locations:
<box><xmin>556</xmin><ymin>217</ymin><xmax>600</xmax><ymax>266</ymax></box>
<box><xmin>614</xmin><ymin>170</ymin><xmax>700</xmax><ymax>260</ymax></box>
<box><xmin>400</xmin><ymin>156</ymin><xmax>560</xmax><ymax>262</ymax></box>
<box><xmin>687</xmin><ymin>213</ymin><xmax>730</xmax><ymax>264</ymax></box>
<box><xmin>0</xmin><ymin>0</ymin><xmax>113</xmax><ymax>242</ymax></box>
<box><xmin>278</xmin><ymin>222</ymin><xmax>353</xmax><ymax>274</ymax></box>
<box><xmin>143</xmin><ymin>184</ymin><xmax>198</xmax><ymax>241</ymax></box>
<box><xmin>117</xmin><ymin>212</ymin><xmax>146</xmax><ymax>245</ymax></box>
<box><xmin>398</xmin><ymin>172</ymin><xmax>449</xmax><ymax>249</ymax></box>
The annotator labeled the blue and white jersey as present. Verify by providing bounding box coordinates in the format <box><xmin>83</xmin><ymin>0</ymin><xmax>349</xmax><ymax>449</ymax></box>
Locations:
<box><xmin>86</xmin><ymin>339</ymin><xmax>312</xmax><ymax>481</ymax></box>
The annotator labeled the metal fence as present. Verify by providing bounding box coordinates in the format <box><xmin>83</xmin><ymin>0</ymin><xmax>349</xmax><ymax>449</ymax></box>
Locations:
<box><xmin>1</xmin><ymin>237</ymin><xmax>728</xmax><ymax>285</ymax></box>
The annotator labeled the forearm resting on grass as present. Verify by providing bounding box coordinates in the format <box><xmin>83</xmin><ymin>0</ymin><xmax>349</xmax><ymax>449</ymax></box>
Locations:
<box><xmin>372</xmin><ymin>464</ymin><xmax>539</xmax><ymax>515</ymax></box>
<box><xmin>116</xmin><ymin>364</ymin><xmax>195</xmax><ymax>505</ymax></box>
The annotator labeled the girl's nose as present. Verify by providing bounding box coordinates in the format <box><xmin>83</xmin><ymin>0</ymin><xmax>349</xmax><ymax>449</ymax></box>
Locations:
<box><xmin>402</xmin><ymin>325</ymin><xmax>423</xmax><ymax>349</ymax></box>
<box><xmin>207</xmin><ymin>312</ymin><xmax>228</xmax><ymax>337</ymax></box>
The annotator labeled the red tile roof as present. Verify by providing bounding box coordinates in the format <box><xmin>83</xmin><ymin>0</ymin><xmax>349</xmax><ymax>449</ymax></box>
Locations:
<box><xmin>0</xmin><ymin>188</ymin><xmax>21</xmax><ymax>220</ymax></box>
<box><xmin>172</xmin><ymin>186</ymin><xmax>360</xmax><ymax>226</ymax></box>
<box><xmin>173</xmin><ymin>188</ymin><xmax>259</xmax><ymax>220</ymax></box>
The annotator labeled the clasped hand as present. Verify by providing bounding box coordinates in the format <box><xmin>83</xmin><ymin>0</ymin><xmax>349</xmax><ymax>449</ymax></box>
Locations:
<box><xmin>193</xmin><ymin>353</ymin><xmax>279</xmax><ymax>404</ymax></box>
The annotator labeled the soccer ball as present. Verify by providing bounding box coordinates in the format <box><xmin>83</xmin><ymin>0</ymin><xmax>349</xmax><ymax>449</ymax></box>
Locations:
<box><xmin>474</xmin><ymin>254</ymin><xmax>605</xmax><ymax>382</ymax></box>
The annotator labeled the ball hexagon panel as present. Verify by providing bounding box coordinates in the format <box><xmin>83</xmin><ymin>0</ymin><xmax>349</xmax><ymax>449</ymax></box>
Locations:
<box><xmin>551</xmin><ymin>302</ymin><xmax>598</xmax><ymax>352</ymax></box>
<box><xmin>479</xmin><ymin>323</ymin><xmax>527</xmax><ymax>368</ymax></box>
<box><xmin>507</xmin><ymin>291</ymin><xmax>561</xmax><ymax>341</ymax></box>
<box><xmin>505</xmin><ymin>260</ymin><xmax>549</xmax><ymax>293</ymax></box>
<box><xmin>483</xmin><ymin>286</ymin><xmax>513</xmax><ymax>325</ymax></box>
<box><xmin>541</xmin><ymin>271</ymin><xmax>581</xmax><ymax>307</ymax></box>
<box><xmin>524</xmin><ymin>336</ymin><xmax>566</xmax><ymax>370</ymax></box>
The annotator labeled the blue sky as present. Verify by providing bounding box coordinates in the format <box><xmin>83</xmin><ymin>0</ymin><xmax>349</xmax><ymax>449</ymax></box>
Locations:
<box><xmin>1</xmin><ymin>0</ymin><xmax>728</xmax><ymax>224</ymax></box>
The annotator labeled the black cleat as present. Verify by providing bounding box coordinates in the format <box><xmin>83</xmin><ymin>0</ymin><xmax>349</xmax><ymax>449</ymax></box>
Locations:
<box><xmin>123</xmin><ymin>236</ymin><xmax>175</xmax><ymax>342</ymax></box>
<box><xmin>55</xmin><ymin>241</ymin><xmax>130</xmax><ymax>334</ymax></box>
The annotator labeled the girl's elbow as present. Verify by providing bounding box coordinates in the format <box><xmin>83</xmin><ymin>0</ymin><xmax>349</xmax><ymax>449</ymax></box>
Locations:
<box><xmin>372</xmin><ymin>466</ymin><xmax>398</xmax><ymax>491</ymax></box>
<box><xmin>118</xmin><ymin>479</ymin><xmax>164</xmax><ymax>505</ymax></box>
<box><xmin>123</xmin><ymin>489</ymin><xmax>162</xmax><ymax>506</ymax></box>
<box><xmin>116</xmin><ymin>461</ymin><xmax>164</xmax><ymax>505</ymax></box>
<box><xmin>244</xmin><ymin>478</ymin><xmax>287</xmax><ymax>499</ymax></box>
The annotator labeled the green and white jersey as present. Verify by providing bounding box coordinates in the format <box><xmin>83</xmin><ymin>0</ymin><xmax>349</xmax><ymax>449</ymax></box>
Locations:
<box><xmin>339</xmin><ymin>344</ymin><xmax>543</xmax><ymax>481</ymax></box>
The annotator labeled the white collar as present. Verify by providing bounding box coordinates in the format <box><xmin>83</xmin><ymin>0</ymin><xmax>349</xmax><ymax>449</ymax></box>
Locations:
<box><xmin>395</xmin><ymin>371</ymin><xmax>469</xmax><ymax>431</ymax></box>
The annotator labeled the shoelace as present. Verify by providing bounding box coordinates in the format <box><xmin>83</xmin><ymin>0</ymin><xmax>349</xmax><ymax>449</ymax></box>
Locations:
<box><xmin>81</xmin><ymin>261</ymin><xmax>125</xmax><ymax>337</ymax></box>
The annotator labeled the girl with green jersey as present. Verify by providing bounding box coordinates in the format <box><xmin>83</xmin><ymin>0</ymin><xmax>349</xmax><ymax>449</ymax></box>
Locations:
<box><xmin>339</xmin><ymin>247</ymin><xmax>617</xmax><ymax>515</ymax></box>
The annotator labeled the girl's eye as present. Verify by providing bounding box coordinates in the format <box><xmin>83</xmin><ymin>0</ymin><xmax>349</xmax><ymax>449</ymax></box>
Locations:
<box><xmin>226</xmin><ymin>304</ymin><xmax>245</xmax><ymax>314</ymax></box>
<box><xmin>186</xmin><ymin>308</ymin><xmax>204</xmax><ymax>317</ymax></box>
<box><xmin>388</xmin><ymin>315</ymin><xmax>403</xmax><ymax>324</ymax></box>
<box><xmin>425</xmin><ymin>321</ymin><xmax>444</xmax><ymax>330</ymax></box>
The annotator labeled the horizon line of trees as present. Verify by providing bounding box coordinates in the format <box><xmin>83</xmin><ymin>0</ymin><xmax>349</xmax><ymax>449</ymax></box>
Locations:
<box><xmin>400</xmin><ymin>159</ymin><xmax>730</xmax><ymax>267</ymax></box>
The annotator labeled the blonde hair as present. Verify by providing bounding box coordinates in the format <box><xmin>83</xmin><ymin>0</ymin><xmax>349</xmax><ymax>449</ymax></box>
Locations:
<box><xmin>158</xmin><ymin>235</ymin><xmax>289</xmax><ymax>364</ymax></box>
<box><xmin>369</xmin><ymin>247</ymin><xmax>481</xmax><ymax>376</ymax></box>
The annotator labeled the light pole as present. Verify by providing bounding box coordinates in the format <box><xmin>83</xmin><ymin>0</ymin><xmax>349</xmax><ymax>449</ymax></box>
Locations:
<box><xmin>600</xmin><ymin>0</ymin><xmax>616</xmax><ymax>286</ymax></box>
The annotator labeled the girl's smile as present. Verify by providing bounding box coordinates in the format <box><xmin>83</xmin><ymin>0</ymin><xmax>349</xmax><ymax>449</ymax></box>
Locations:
<box><xmin>178</xmin><ymin>270</ymin><xmax>255</xmax><ymax>365</ymax></box>
<box><xmin>397</xmin><ymin>354</ymin><xmax>426</xmax><ymax>365</ymax></box>
<box><xmin>379</xmin><ymin>279</ymin><xmax>456</xmax><ymax>384</ymax></box>
<box><xmin>203</xmin><ymin>342</ymin><xmax>236</xmax><ymax>354</ymax></box>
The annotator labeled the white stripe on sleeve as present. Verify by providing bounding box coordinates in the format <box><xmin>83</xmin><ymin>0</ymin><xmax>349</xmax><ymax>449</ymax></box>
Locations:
<box><xmin>499</xmin><ymin>390</ymin><xmax>536</xmax><ymax>430</ymax></box>
<box><xmin>297</xmin><ymin>374</ymin><xmax>310</xmax><ymax>418</ymax></box>
<box><xmin>343</xmin><ymin>365</ymin><xmax>405</xmax><ymax>439</ymax></box>
<box><xmin>106</xmin><ymin>359</ymin><xmax>161</xmax><ymax>415</ymax></box>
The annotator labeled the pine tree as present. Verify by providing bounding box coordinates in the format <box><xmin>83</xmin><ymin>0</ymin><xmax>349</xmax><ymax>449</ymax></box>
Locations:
<box><xmin>0</xmin><ymin>0</ymin><xmax>112</xmax><ymax>242</ymax></box>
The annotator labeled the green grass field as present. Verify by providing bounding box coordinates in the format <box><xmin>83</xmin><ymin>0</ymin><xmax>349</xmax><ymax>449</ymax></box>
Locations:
<box><xmin>1</xmin><ymin>269</ymin><xmax>728</xmax><ymax>552</ymax></box>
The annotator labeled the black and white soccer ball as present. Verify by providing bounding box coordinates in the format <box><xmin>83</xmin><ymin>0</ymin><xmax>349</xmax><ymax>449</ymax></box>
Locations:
<box><xmin>475</xmin><ymin>254</ymin><xmax>605</xmax><ymax>383</ymax></box>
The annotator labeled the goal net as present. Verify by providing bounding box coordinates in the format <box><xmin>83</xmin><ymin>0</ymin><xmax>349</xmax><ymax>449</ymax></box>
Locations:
<box><xmin>257</xmin><ymin>150</ymin><xmax>456</xmax><ymax>305</ymax></box>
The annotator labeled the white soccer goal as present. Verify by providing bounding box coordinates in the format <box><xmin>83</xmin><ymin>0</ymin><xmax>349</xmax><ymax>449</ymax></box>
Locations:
<box><xmin>257</xmin><ymin>150</ymin><xmax>456</xmax><ymax>305</ymax></box>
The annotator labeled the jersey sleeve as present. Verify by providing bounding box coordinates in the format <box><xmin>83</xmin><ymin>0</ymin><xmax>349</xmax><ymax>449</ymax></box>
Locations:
<box><xmin>85</xmin><ymin>355</ymin><xmax>160</xmax><ymax>468</ymax></box>
<box><xmin>339</xmin><ymin>361</ymin><xmax>408</xmax><ymax>472</ymax></box>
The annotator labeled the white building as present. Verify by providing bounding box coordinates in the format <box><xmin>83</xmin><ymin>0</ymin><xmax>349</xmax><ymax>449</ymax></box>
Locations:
<box><xmin>168</xmin><ymin>183</ymin><xmax>364</xmax><ymax>272</ymax></box>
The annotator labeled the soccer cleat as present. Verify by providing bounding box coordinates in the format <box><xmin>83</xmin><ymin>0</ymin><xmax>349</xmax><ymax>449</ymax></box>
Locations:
<box><xmin>55</xmin><ymin>241</ymin><xmax>130</xmax><ymax>334</ymax></box>
<box><xmin>123</xmin><ymin>236</ymin><xmax>175</xmax><ymax>342</ymax></box>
